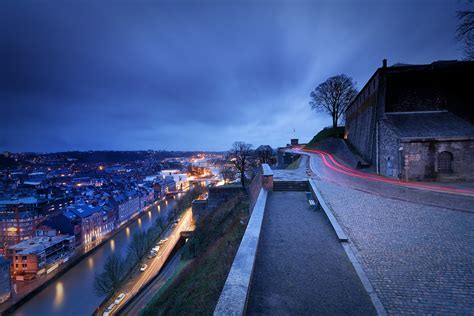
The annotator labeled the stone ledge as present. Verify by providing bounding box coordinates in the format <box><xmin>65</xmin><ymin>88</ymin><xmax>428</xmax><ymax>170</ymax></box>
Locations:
<box><xmin>262</xmin><ymin>163</ymin><xmax>273</xmax><ymax>176</ymax></box>
<box><xmin>213</xmin><ymin>189</ymin><xmax>268</xmax><ymax>316</ymax></box>
<box><xmin>308</xmin><ymin>179</ymin><xmax>348</xmax><ymax>242</ymax></box>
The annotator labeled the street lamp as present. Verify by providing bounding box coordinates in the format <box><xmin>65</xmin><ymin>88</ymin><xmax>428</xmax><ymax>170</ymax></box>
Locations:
<box><xmin>398</xmin><ymin>146</ymin><xmax>407</xmax><ymax>181</ymax></box>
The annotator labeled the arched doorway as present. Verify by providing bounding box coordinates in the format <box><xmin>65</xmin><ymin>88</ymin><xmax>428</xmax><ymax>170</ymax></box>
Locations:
<box><xmin>437</xmin><ymin>151</ymin><xmax>453</xmax><ymax>173</ymax></box>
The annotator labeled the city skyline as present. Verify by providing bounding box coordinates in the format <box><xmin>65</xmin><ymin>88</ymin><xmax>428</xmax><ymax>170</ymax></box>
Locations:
<box><xmin>1</xmin><ymin>0</ymin><xmax>469</xmax><ymax>152</ymax></box>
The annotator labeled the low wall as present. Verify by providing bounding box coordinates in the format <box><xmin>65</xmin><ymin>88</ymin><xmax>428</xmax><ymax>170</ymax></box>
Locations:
<box><xmin>213</xmin><ymin>164</ymin><xmax>273</xmax><ymax>315</ymax></box>
<box><xmin>192</xmin><ymin>199</ymin><xmax>208</xmax><ymax>218</ymax></box>
<box><xmin>247</xmin><ymin>164</ymin><xmax>273</xmax><ymax>213</ymax></box>
<box><xmin>308</xmin><ymin>179</ymin><xmax>348</xmax><ymax>242</ymax></box>
<box><xmin>207</xmin><ymin>186</ymin><xmax>244</xmax><ymax>211</ymax></box>
<box><xmin>213</xmin><ymin>189</ymin><xmax>268</xmax><ymax>316</ymax></box>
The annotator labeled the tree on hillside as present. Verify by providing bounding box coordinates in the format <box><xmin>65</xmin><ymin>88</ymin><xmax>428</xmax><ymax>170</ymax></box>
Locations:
<box><xmin>309</xmin><ymin>74</ymin><xmax>358</xmax><ymax>128</ymax></box>
<box><xmin>457</xmin><ymin>9</ymin><xmax>474</xmax><ymax>60</ymax></box>
<box><xmin>227</xmin><ymin>142</ymin><xmax>254</xmax><ymax>187</ymax></box>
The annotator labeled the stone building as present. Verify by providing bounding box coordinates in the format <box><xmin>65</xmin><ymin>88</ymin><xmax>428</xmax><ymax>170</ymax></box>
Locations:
<box><xmin>345</xmin><ymin>60</ymin><xmax>474</xmax><ymax>181</ymax></box>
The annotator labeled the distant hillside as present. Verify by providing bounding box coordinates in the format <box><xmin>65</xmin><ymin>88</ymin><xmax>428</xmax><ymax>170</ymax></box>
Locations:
<box><xmin>62</xmin><ymin>151</ymin><xmax>196</xmax><ymax>163</ymax></box>
<box><xmin>0</xmin><ymin>156</ymin><xmax>18</xmax><ymax>170</ymax></box>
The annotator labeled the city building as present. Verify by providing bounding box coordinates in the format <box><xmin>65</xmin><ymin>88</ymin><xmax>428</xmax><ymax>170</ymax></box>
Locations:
<box><xmin>69</xmin><ymin>205</ymin><xmax>103</xmax><ymax>244</ymax></box>
<box><xmin>0</xmin><ymin>257</ymin><xmax>11</xmax><ymax>303</ymax></box>
<box><xmin>153</xmin><ymin>181</ymin><xmax>166</xmax><ymax>200</ymax></box>
<box><xmin>6</xmin><ymin>234</ymin><xmax>75</xmax><ymax>277</ymax></box>
<box><xmin>164</xmin><ymin>176</ymin><xmax>177</xmax><ymax>193</ymax></box>
<box><xmin>114</xmin><ymin>191</ymin><xmax>140</xmax><ymax>225</ymax></box>
<box><xmin>47</xmin><ymin>211</ymin><xmax>82</xmax><ymax>246</ymax></box>
<box><xmin>345</xmin><ymin>60</ymin><xmax>474</xmax><ymax>181</ymax></box>
<box><xmin>100</xmin><ymin>202</ymin><xmax>117</xmax><ymax>236</ymax></box>
<box><xmin>0</xmin><ymin>197</ymin><xmax>46</xmax><ymax>249</ymax></box>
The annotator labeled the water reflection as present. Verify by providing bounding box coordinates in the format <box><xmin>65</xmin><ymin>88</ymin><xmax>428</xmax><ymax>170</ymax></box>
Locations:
<box><xmin>15</xmin><ymin>198</ymin><xmax>175</xmax><ymax>316</ymax></box>
<box><xmin>148</xmin><ymin>211</ymin><xmax>152</xmax><ymax>219</ymax></box>
<box><xmin>88</xmin><ymin>257</ymin><xmax>94</xmax><ymax>271</ymax></box>
<box><xmin>53</xmin><ymin>282</ymin><xmax>64</xmax><ymax>310</ymax></box>
<box><xmin>138</xmin><ymin>218</ymin><xmax>142</xmax><ymax>227</ymax></box>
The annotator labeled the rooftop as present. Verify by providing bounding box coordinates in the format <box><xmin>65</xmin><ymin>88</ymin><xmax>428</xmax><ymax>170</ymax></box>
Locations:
<box><xmin>8</xmin><ymin>235</ymin><xmax>74</xmax><ymax>255</ymax></box>
<box><xmin>69</xmin><ymin>204</ymin><xmax>102</xmax><ymax>218</ymax></box>
<box><xmin>384</xmin><ymin>111</ymin><xmax>474</xmax><ymax>140</ymax></box>
<box><xmin>0</xmin><ymin>196</ymin><xmax>45</xmax><ymax>205</ymax></box>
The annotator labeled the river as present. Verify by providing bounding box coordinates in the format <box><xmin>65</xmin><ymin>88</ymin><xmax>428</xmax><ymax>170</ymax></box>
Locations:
<box><xmin>14</xmin><ymin>198</ymin><xmax>177</xmax><ymax>316</ymax></box>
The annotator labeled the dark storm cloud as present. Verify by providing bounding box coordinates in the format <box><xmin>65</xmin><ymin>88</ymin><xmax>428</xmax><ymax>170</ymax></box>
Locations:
<box><xmin>0</xmin><ymin>0</ymin><xmax>466</xmax><ymax>152</ymax></box>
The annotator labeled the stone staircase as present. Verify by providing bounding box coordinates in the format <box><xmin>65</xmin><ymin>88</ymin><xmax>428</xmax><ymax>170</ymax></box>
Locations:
<box><xmin>273</xmin><ymin>180</ymin><xmax>309</xmax><ymax>191</ymax></box>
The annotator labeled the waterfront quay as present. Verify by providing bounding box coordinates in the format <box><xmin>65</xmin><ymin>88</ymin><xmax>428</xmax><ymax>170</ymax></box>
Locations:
<box><xmin>11</xmin><ymin>198</ymin><xmax>176</xmax><ymax>316</ymax></box>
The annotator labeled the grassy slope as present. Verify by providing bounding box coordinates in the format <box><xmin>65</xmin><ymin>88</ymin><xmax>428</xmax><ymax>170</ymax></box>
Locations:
<box><xmin>305</xmin><ymin>126</ymin><xmax>344</xmax><ymax>149</ymax></box>
<box><xmin>286</xmin><ymin>156</ymin><xmax>301</xmax><ymax>170</ymax></box>
<box><xmin>141</xmin><ymin>193</ymin><xmax>249</xmax><ymax>316</ymax></box>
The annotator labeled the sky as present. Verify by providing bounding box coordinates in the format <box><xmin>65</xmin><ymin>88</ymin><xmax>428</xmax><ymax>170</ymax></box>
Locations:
<box><xmin>0</xmin><ymin>0</ymin><xmax>469</xmax><ymax>152</ymax></box>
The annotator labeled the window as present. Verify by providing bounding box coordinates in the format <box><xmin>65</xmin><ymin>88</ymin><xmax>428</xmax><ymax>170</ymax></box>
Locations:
<box><xmin>438</xmin><ymin>151</ymin><xmax>453</xmax><ymax>173</ymax></box>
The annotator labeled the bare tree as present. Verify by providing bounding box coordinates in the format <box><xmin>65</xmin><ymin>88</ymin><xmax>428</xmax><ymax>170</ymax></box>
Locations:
<box><xmin>227</xmin><ymin>142</ymin><xmax>253</xmax><ymax>187</ymax></box>
<box><xmin>255</xmin><ymin>145</ymin><xmax>273</xmax><ymax>165</ymax></box>
<box><xmin>94</xmin><ymin>253</ymin><xmax>126</xmax><ymax>296</ymax></box>
<box><xmin>309</xmin><ymin>75</ymin><xmax>358</xmax><ymax>128</ymax></box>
<box><xmin>126</xmin><ymin>231</ymin><xmax>148</xmax><ymax>263</ymax></box>
<box><xmin>220</xmin><ymin>164</ymin><xmax>236</xmax><ymax>184</ymax></box>
<box><xmin>457</xmin><ymin>9</ymin><xmax>474</xmax><ymax>60</ymax></box>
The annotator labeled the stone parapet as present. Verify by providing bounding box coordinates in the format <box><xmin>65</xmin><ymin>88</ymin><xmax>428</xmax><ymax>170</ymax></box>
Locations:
<box><xmin>214</xmin><ymin>189</ymin><xmax>268</xmax><ymax>316</ymax></box>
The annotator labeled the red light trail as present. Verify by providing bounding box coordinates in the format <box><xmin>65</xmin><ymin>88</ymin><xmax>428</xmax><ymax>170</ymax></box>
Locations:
<box><xmin>302</xmin><ymin>149</ymin><xmax>474</xmax><ymax>196</ymax></box>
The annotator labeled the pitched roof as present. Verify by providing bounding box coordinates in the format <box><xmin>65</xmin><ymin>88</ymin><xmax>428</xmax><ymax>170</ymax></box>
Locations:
<box><xmin>70</xmin><ymin>205</ymin><xmax>101</xmax><ymax>218</ymax></box>
<box><xmin>383</xmin><ymin>111</ymin><xmax>474</xmax><ymax>140</ymax></box>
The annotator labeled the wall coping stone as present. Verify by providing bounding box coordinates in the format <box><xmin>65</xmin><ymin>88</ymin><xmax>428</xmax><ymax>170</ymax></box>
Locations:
<box><xmin>261</xmin><ymin>164</ymin><xmax>273</xmax><ymax>176</ymax></box>
<box><xmin>308</xmin><ymin>179</ymin><xmax>348</xmax><ymax>242</ymax></box>
<box><xmin>214</xmin><ymin>189</ymin><xmax>268</xmax><ymax>316</ymax></box>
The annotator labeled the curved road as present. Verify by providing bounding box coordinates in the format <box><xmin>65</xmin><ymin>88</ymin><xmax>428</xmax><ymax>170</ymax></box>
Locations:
<box><xmin>289</xmin><ymin>147</ymin><xmax>474</xmax><ymax>314</ymax></box>
<box><xmin>111</xmin><ymin>209</ymin><xmax>193</xmax><ymax>315</ymax></box>
<box><xmin>294</xmin><ymin>148</ymin><xmax>474</xmax><ymax>212</ymax></box>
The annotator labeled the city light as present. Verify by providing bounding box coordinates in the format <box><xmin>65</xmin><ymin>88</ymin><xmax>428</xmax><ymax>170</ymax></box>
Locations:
<box><xmin>53</xmin><ymin>282</ymin><xmax>64</xmax><ymax>309</ymax></box>
<box><xmin>88</xmin><ymin>258</ymin><xmax>94</xmax><ymax>271</ymax></box>
<box><xmin>303</xmin><ymin>149</ymin><xmax>474</xmax><ymax>196</ymax></box>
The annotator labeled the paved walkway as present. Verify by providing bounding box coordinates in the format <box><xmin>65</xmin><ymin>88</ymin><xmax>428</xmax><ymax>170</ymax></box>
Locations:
<box><xmin>316</xmin><ymin>179</ymin><xmax>474</xmax><ymax>314</ymax></box>
<box><xmin>247</xmin><ymin>191</ymin><xmax>376</xmax><ymax>315</ymax></box>
<box><xmin>272</xmin><ymin>156</ymin><xmax>309</xmax><ymax>181</ymax></box>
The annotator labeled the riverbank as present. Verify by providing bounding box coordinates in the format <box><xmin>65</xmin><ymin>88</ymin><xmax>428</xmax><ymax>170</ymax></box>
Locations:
<box><xmin>141</xmin><ymin>192</ymin><xmax>249</xmax><ymax>315</ymax></box>
<box><xmin>1</xmin><ymin>197</ymin><xmax>168</xmax><ymax>315</ymax></box>
<box><xmin>94</xmin><ymin>187</ymin><xmax>205</xmax><ymax>316</ymax></box>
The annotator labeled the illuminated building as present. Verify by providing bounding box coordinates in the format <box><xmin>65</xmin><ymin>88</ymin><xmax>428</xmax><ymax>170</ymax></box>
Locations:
<box><xmin>5</xmin><ymin>234</ymin><xmax>75</xmax><ymax>277</ymax></box>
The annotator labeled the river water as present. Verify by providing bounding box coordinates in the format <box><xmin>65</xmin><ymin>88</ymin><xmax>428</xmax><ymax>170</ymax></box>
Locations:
<box><xmin>14</xmin><ymin>198</ymin><xmax>177</xmax><ymax>316</ymax></box>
